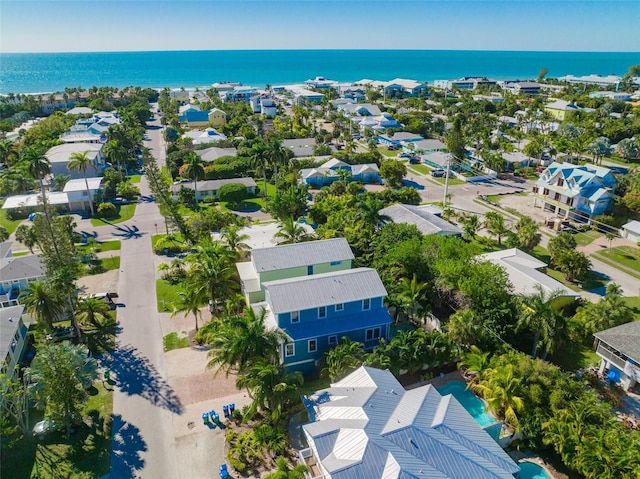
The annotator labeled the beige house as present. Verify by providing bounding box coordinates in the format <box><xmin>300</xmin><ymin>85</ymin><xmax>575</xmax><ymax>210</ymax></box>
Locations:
<box><xmin>208</xmin><ymin>108</ymin><xmax>227</xmax><ymax>128</ymax></box>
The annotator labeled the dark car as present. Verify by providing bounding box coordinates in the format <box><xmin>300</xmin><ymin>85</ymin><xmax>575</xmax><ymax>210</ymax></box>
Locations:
<box><xmin>46</xmin><ymin>326</ymin><xmax>77</xmax><ymax>342</ymax></box>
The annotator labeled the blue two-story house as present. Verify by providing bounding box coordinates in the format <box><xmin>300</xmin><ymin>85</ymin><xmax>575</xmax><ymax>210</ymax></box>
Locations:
<box><xmin>0</xmin><ymin>255</ymin><xmax>45</xmax><ymax>309</ymax></box>
<box><xmin>262</xmin><ymin>267</ymin><xmax>391</xmax><ymax>375</ymax></box>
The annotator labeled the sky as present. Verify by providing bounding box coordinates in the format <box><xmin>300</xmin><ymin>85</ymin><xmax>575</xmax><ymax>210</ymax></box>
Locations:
<box><xmin>1</xmin><ymin>0</ymin><xmax>639</xmax><ymax>53</ymax></box>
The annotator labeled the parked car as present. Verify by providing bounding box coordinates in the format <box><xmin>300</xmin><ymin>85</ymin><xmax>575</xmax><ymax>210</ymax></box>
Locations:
<box><xmin>33</xmin><ymin>415</ymin><xmax>82</xmax><ymax>438</ymax></box>
<box><xmin>431</xmin><ymin>168</ymin><xmax>446</xmax><ymax>177</ymax></box>
<box><xmin>398</xmin><ymin>152</ymin><xmax>413</xmax><ymax>159</ymax></box>
<box><xmin>46</xmin><ymin>326</ymin><xmax>77</xmax><ymax>342</ymax></box>
<box><xmin>409</xmin><ymin>157</ymin><xmax>420</xmax><ymax>164</ymax></box>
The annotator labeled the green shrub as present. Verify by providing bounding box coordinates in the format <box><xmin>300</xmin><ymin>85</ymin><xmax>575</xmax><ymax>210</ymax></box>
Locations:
<box><xmin>97</xmin><ymin>202</ymin><xmax>117</xmax><ymax>218</ymax></box>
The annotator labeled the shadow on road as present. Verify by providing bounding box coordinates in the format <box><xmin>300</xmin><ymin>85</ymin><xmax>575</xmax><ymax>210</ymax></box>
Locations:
<box><xmin>109</xmin><ymin>342</ymin><xmax>183</xmax><ymax>414</ymax></box>
<box><xmin>402</xmin><ymin>178</ymin><xmax>425</xmax><ymax>190</ymax></box>
<box><xmin>111</xmin><ymin>414</ymin><xmax>148</xmax><ymax>478</ymax></box>
<box><xmin>112</xmin><ymin>224</ymin><xmax>146</xmax><ymax>240</ymax></box>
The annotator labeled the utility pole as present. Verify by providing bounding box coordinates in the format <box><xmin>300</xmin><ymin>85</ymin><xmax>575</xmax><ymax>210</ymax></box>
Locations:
<box><xmin>442</xmin><ymin>154</ymin><xmax>451</xmax><ymax>207</ymax></box>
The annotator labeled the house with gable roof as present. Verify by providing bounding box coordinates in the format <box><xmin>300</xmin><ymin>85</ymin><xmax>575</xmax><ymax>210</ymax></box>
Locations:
<box><xmin>299</xmin><ymin>159</ymin><xmax>380</xmax><ymax>187</ymax></box>
<box><xmin>1</xmin><ymin>305</ymin><xmax>29</xmax><ymax>382</ymax></box>
<box><xmin>44</xmin><ymin>143</ymin><xmax>106</xmax><ymax>179</ymax></box>
<box><xmin>532</xmin><ymin>162</ymin><xmax>616</xmax><ymax>220</ymax></box>
<box><xmin>594</xmin><ymin>321</ymin><xmax>640</xmax><ymax>391</ymax></box>
<box><xmin>236</xmin><ymin>239</ymin><xmax>392</xmax><ymax>374</ymax></box>
<box><xmin>545</xmin><ymin>99</ymin><xmax>581</xmax><ymax>121</ymax></box>
<box><xmin>0</xmin><ymin>255</ymin><xmax>45</xmax><ymax>309</ymax></box>
<box><xmin>383</xmin><ymin>78</ymin><xmax>429</xmax><ymax>97</ymax></box>
<box><xmin>299</xmin><ymin>366</ymin><xmax>520</xmax><ymax>478</ymax></box>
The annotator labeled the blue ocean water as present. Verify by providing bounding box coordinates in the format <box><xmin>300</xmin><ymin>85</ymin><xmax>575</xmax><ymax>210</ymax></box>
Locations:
<box><xmin>0</xmin><ymin>50</ymin><xmax>638</xmax><ymax>94</ymax></box>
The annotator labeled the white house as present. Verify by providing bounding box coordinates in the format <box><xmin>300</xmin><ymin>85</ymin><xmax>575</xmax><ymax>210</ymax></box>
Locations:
<box><xmin>63</xmin><ymin>177</ymin><xmax>104</xmax><ymax>211</ymax></box>
<box><xmin>45</xmin><ymin>143</ymin><xmax>106</xmax><ymax>179</ymax></box>
<box><xmin>620</xmin><ymin>220</ymin><xmax>640</xmax><ymax>244</ymax></box>
<box><xmin>171</xmin><ymin>177</ymin><xmax>257</xmax><ymax>201</ymax></box>
<box><xmin>299</xmin><ymin>366</ymin><xmax>520</xmax><ymax>478</ymax></box>
<box><xmin>182</xmin><ymin>128</ymin><xmax>228</xmax><ymax>146</ymax></box>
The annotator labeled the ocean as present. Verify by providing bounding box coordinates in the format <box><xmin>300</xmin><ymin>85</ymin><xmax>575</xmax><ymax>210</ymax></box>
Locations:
<box><xmin>0</xmin><ymin>50</ymin><xmax>638</xmax><ymax>95</ymax></box>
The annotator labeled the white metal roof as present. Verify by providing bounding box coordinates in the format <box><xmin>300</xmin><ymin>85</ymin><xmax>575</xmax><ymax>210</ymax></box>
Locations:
<box><xmin>251</xmin><ymin>238</ymin><xmax>353</xmax><ymax>273</ymax></box>
<box><xmin>2</xmin><ymin>192</ymin><xmax>69</xmax><ymax>209</ymax></box>
<box><xmin>63</xmin><ymin>177</ymin><xmax>103</xmax><ymax>192</ymax></box>
<box><xmin>263</xmin><ymin>267</ymin><xmax>387</xmax><ymax>314</ymax></box>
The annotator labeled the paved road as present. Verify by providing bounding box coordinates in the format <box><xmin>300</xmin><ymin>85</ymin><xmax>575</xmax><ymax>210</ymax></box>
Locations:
<box><xmin>108</xmin><ymin>112</ymin><xmax>180</xmax><ymax>478</ymax></box>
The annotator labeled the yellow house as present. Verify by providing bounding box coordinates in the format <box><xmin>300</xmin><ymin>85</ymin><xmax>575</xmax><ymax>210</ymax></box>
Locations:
<box><xmin>208</xmin><ymin>108</ymin><xmax>227</xmax><ymax>128</ymax></box>
<box><xmin>545</xmin><ymin>99</ymin><xmax>580</xmax><ymax>121</ymax></box>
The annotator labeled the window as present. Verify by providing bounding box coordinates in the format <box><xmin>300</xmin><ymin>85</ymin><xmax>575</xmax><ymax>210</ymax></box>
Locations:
<box><xmin>318</xmin><ymin>306</ymin><xmax>327</xmax><ymax>318</ymax></box>
<box><xmin>308</xmin><ymin>339</ymin><xmax>317</xmax><ymax>353</ymax></box>
<box><xmin>285</xmin><ymin>343</ymin><xmax>295</xmax><ymax>357</ymax></box>
<box><xmin>362</xmin><ymin>298</ymin><xmax>371</xmax><ymax>311</ymax></box>
<box><xmin>291</xmin><ymin>311</ymin><xmax>299</xmax><ymax>323</ymax></box>
<box><xmin>330</xmin><ymin>260</ymin><xmax>342</xmax><ymax>266</ymax></box>
<box><xmin>307</xmin><ymin>265</ymin><xmax>313</xmax><ymax>275</ymax></box>
<box><xmin>328</xmin><ymin>335</ymin><xmax>337</xmax><ymax>346</ymax></box>
<box><xmin>82</xmin><ymin>191</ymin><xmax>88</xmax><ymax>197</ymax></box>
<box><xmin>557</xmin><ymin>178</ymin><xmax>564</xmax><ymax>187</ymax></box>
<box><xmin>366</xmin><ymin>327</ymin><xmax>381</xmax><ymax>341</ymax></box>
<box><xmin>335</xmin><ymin>303</ymin><xmax>344</xmax><ymax>312</ymax></box>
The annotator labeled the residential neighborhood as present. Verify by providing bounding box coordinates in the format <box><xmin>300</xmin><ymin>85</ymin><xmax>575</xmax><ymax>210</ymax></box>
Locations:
<box><xmin>1</xmin><ymin>67</ymin><xmax>640</xmax><ymax>479</ymax></box>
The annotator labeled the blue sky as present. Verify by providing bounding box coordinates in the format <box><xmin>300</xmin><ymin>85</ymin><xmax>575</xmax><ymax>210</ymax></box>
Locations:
<box><xmin>1</xmin><ymin>0</ymin><xmax>638</xmax><ymax>53</ymax></box>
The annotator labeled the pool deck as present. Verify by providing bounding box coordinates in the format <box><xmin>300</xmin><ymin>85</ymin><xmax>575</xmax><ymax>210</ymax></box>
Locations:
<box><xmin>508</xmin><ymin>451</ymin><xmax>569</xmax><ymax>479</ymax></box>
<box><xmin>406</xmin><ymin>370</ymin><xmax>466</xmax><ymax>390</ymax></box>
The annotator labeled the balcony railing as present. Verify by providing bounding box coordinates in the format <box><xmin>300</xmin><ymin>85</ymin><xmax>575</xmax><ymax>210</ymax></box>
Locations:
<box><xmin>298</xmin><ymin>448</ymin><xmax>325</xmax><ymax>479</ymax></box>
<box><xmin>596</xmin><ymin>343</ymin><xmax>627</xmax><ymax>370</ymax></box>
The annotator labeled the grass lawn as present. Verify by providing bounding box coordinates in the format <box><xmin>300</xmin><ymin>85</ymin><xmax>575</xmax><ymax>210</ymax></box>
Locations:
<box><xmin>429</xmin><ymin>176</ymin><xmax>465</xmax><ymax>186</ymax></box>
<box><xmin>408</xmin><ymin>164</ymin><xmax>431</xmax><ymax>175</ymax></box>
<box><xmin>0</xmin><ymin>381</ymin><xmax>112</xmax><ymax>479</ymax></box>
<box><xmin>550</xmin><ymin>341</ymin><xmax>600</xmax><ymax>372</ymax></box>
<box><xmin>163</xmin><ymin>332</ymin><xmax>190</xmax><ymax>351</ymax></box>
<box><xmin>219</xmin><ymin>198</ymin><xmax>265</xmax><ymax>213</ymax></box>
<box><xmin>12</xmin><ymin>251</ymin><xmax>30</xmax><ymax>256</ymax></box>
<box><xmin>377</xmin><ymin>147</ymin><xmax>399</xmax><ymax>158</ymax></box>
<box><xmin>486</xmin><ymin>192</ymin><xmax>528</xmax><ymax>204</ymax></box>
<box><xmin>592</xmin><ymin>246</ymin><xmax>640</xmax><ymax>279</ymax></box>
<box><xmin>156</xmin><ymin>278</ymin><xmax>184</xmax><ymax>312</ymax></box>
<box><xmin>531</xmin><ymin>246</ymin><xmax>607</xmax><ymax>291</ymax></box>
<box><xmin>98</xmin><ymin>256</ymin><xmax>120</xmax><ymax>272</ymax></box>
<box><xmin>90</xmin><ymin>204</ymin><xmax>137</xmax><ymax>226</ymax></box>
<box><xmin>623</xmin><ymin>296</ymin><xmax>640</xmax><ymax>314</ymax></box>
<box><xmin>574</xmin><ymin>230</ymin><xmax>602</xmax><ymax>247</ymax></box>
<box><xmin>128</xmin><ymin>174</ymin><xmax>142</xmax><ymax>184</ymax></box>
<box><xmin>77</xmin><ymin>240</ymin><xmax>121</xmax><ymax>254</ymax></box>
<box><xmin>0</xmin><ymin>209</ymin><xmax>24</xmax><ymax>235</ymax></box>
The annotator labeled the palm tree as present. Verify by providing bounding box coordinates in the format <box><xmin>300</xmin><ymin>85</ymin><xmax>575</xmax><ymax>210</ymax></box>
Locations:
<box><xmin>265</xmin><ymin>138</ymin><xmax>287</xmax><ymax>191</ymax></box>
<box><xmin>263</xmin><ymin>457</ymin><xmax>308</xmax><ymax>479</ymax></box>
<box><xmin>395</xmin><ymin>274</ymin><xmax>429</xmax><ymax>324</ymax></box>
<box><xmin>68</xmin><ymin>151</ymin><xmax>97</xmax><ymax>216</ymax></box>
<box><xmin>171</xmin><ymin>289</ymin><xmax>206</xmax><ymax>331</ymax></box>
<box><xmin>205</xmin><ymin>307</ymin><xmax>287</xmax><ymax>376</ymax></box>
<box><xmin>22</xmin><ymin>147</ymin><xmax>51</xmax><ymax>205</ymax></box>
<box><xmin>221</xmin><ymin>224</ymin><xmax>250</xmax><ymax>259</ymax></box>
<box><xmin>103</xmin><ymin>140</ymin><xmax>128</xmax><ymax>181</ymax></box>
<box><xmin>356</xmin><ymin>196</ymin><xmax>389</xmax><ymax>230</ymax></box>
<box><xmin>462</xmin><ymin>214</ymin><xmax>480</xmax><ymax>240</ymax></box>
<box><xmin>483</xmin><ymin>211</ymin><xmax>509</xmax><ymax>246</ymax></box>
<box><xmin>235</xmin><ymin>360</ymin><xmax>303</xmax><ymax>423</ymax></box>
<box><xmin>76</xmin><ymin>296</ymin><xmax>112</xmax><ymax>328</ymax></box>
<box><xmin>20</xmin><ymin>281</ymin><xmax>63</xmax><ymax>329</ymax></box>
<box><xmin>274</xmin><ymin>217</ymin><xmax>313</xmax><ymax>244</ymax></box>
<box><xmin>514</xmin><ymin>216</ymin><xmax>541</xmax><ymax>250</ymax></box>
<box><xmin>0</xmin><ymin>226</ymin><xmax>8</xmax><ymax>243</ymax></box>
<box><xmin>14</xmin><ymin>224</ymin><xmax>38</xmax><ymax>253</ymax></box>
<box><xmin>181</xmin><ymin>152</ymin><xmax>204</xmax><ymax>210</ymax></box>
<box><xmin>458</xmin><ymin>345</ymin><xmax>490</xmax><ymax>376</ymax></box>
<box><xmin>322</xmin><ymin>337</ymin><xmax>365</xmax><ymax>381</ymax></box>
<box><xmin>249</xmin><ymin>142</ymin><xmax>269</xmax><ymax>198</ymax></box>
<box><xmin>516</xmin><ymin>284</ymin><xmax>565</xmax><ymax>359</ymax></box>
<box><xmin>473</xmin><ymin>365</ymin><xmax>525</xmax><ymax>429</ymax></box>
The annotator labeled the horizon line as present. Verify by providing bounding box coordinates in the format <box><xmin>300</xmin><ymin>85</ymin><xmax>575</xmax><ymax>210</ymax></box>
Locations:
<box><xmin>2</xmin><ymin>48</ymin><xmax>639</xmax><ymax>55</ymax></box>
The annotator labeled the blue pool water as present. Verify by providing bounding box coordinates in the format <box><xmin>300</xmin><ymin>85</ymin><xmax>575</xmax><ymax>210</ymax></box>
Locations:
<box><xmin>518</xmin><ymin>461</ymin><xmax>551</xmax><ymax>479</ymax></box>
<box><xmin>436</xmin><ymin>381</ymin><xmax>498</xmax><ymax>427</ymax></box>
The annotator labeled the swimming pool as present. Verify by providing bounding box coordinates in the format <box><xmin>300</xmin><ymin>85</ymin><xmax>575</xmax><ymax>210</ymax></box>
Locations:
<box><xmin>518</xmin><ymin>461</ymin><xmax>551</xmax><ymax>479</ymax></box>
<box><xmin>436</xmin><ymin>381</ymin><xmax>498</xmax><ymax>427</ymax></box>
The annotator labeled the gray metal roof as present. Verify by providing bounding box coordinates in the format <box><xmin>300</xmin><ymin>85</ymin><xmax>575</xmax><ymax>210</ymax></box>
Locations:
<box><xmin>0</xmin><ymin>241</ymin><xmax>13</xmax><ymax>259</ymax></box>
<box><xmin>170</xmin><ymin>177</ymin><xmax>256</xmax><ymax>193</ymax></box>
<box><xmin>0</xmin><ymin>255</ymin><xmax>44</xmax><ymax>282</ymax></box>
<box><xmin>594</xmin><ymin>320</ymin><xmax>640</xmax><ymax>362</ymax></box>
<box><xmin>0</xmin><ymin>305</ymin><xmax>25</xmax><ymax>360</ymax></box>
<box><xmin>380</xmin><ymin>204</ymin><xmax>463</xmax><ymax>236</ymax></box>
<box><xmin>251</xmin><ymin>238</ymin><xmax>354</xmax><ymax>273</ymax></box>
<box><xmin>263</xmin><ymin>268</ymin><xmax>387</xmax><ymax>314</ymax></box>
<box><xmin>302</xmin><ymin>366</ymin><xmax>520</xmax><ymax>479</ymax></box>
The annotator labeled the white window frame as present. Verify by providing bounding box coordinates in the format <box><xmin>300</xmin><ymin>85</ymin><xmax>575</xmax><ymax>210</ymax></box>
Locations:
<box><xmin>285</xmin><ymin>343</ymin><xmax>295</xmax><ymax>357</ymax></box>
<box><xmin>308</xmin><ymin>339</ymin><xmax>317</xmax><ymax>353</ymax></box>
<box><xmin>318</xmin><ymin>306</ymin><xmax>327</xmax><ymax>319</ymax></box>
<box><xmin>362</xmin><ymin>298</ymin><xmax>371</xmax><ymax>311</ymax></box>
<box><xmin>328</xmin><ymin>335</ymin><xmax>338</xmax><ymax>346</ymax></box>
<box><xmin>291</xmin><ymin>310</ymin><xmax>300</xmax><ymax>323</ymax></box>
<box><xmin>366</xmin><ymin>327</ymin><xmax>381</xmax><ymax>341</ymax></box>
<box><xmin>335</xmin><ymin>303</ymin><xmax>344</xmax><ymax>312</ymax></box>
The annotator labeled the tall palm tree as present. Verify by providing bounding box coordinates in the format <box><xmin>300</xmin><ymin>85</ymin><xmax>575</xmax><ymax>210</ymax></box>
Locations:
<box><xmin>265</xmin><ymin>138</ymin><xmax>287</xmax><ymax>191</ymax></box>
<box><xmin>20</xmin><ymin>281</ymin><xmax>63</xmax><ymax>329</ymax></box>
<box><xmin>249</xmin><ymin>142</ymin><xmax>269</xmax><ymax>198</ymax></box>
<box><xmin>182</xmin><ymin>152</ymin><xmax>204</xmax><ymax>210</ymax></box>
<box><xmin>395</xmin><ymin>274</ymin><xmax>429</xmax><ymax>324</ymax></box>
<box><xmin>205</xmin><ymin>307</ymin><xmax>287</xmax><ymax>376</ymax></box>
<box><xmin>516</xmin><ymin>285</ymin><xmax>565</xmax><ymax>359</ymax></box>
<box><xmin>483</xmin><ymin>211</ymin><xmax>509</xmax><ymax>246</ymax></box>
<box><xmin>473</xmin><ymin>365</ymin><xmax>525</xmax><ymax>429</ymax></box>
<box><xmin>171</xmin><ymin>289</ymin><xmax>206</xmax><ymax>331</ymax></box>
<box><xmin>22</xmin><ymin>147</ymin><xmax>51</xmax><ymax>205</ymax></box>
<box><xmin>356</xmin><ymin>196</ymin><xmax>389</xmax><ymax>230</ymax></box>
<box><xmin>274</xmin><ymin>217</ymin><xmax>313</xmax><ymax>244</ymax></box>
<box><xmin>103</xmin><ymin>139</ymin><xmax>127</xmax><ymax>181</ymax></box>
<box><xmin>68</xmin><ymin>151</ymin><xmax>97</xmax><ymax>216</ymax></box>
